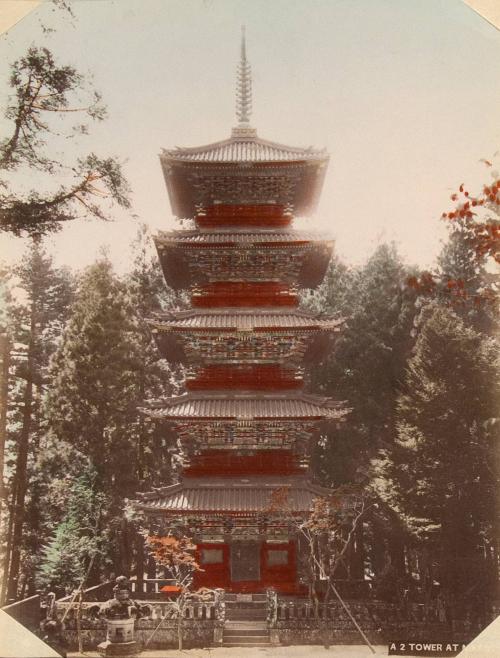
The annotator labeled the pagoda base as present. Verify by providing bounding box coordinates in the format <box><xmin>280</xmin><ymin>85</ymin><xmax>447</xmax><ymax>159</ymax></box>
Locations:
<box><xmin>97</xmin><ymin>640</ymin><xmax>141</xmax><ymax>657</ymax></box>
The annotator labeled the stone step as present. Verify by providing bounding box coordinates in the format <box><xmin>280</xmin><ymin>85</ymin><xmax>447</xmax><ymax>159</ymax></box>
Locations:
<box><xmin>224</xmin><ymin>634</ymin><xmax>269</xmax><ymax>641</ymax></box>
<box><xmin>226</xmin><ymin>604</ymin><xmax>266</xmax><ymax>610</ymax></box>
<box><xmin>225</xmin><ymin>593</ymin><xmax>267</xmax><ymax>602</ymax></box>
<box><xmin>226</xmin><ymin>601</ymin><xmax>267</xmax><ymax>608</ymax></box>
<box><xmin>226</xmin><ymin>610</ymin><xmax>266</xmax><ymax>621</ymax></box>
<box><xmin>224</xmin><ymin>629</ymin><xmax>269</xmax><ymax>637</ymax></box>
<box><xmin>227</xmin><ymin>600</ymin><xmax>266</xmax><ymax>604</ymax></box>
<box><xmin>225</xmin><ymin>621</ymin><xmax>268</xmax><ymax>630</ymax></box>
<box><xmin>223</xmin><ymin>641</ymin><xmax>271</xmax><ymax>647</ymax></box>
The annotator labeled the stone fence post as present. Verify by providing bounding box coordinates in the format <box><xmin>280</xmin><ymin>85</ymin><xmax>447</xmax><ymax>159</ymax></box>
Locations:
<box><xmin>266</xmin><ymin>588</ymin><xmax>279</xmax><ymax>646</ymax></box>
<box><xmin>213</xmin><ymin>588</ymin><xmax>225</xmax><ymax>645</ymax></box>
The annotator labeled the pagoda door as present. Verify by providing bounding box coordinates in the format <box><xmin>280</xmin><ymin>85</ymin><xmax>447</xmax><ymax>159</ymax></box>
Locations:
<box><xmin>231</xmin><ymin>541</ymin><xmax>260</xmax><ymax>584</ymax></box>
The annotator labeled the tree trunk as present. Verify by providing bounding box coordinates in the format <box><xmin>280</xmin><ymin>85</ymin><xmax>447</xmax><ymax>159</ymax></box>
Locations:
<box><xmin>0</xmin><ymin>335</ymin><xmax>11</xmax><ymax>604</ymax></box>
<box><xmin>0</xmin><ymin>461</ymin><xmax>16</xmax><ymax>604</ymax></box>
<box><xmin>6</xmin><ymin>311</ymin><xmax>36</xmax><ymax>600</ymax></box>
<box><xmin>0</xmin><ymin>334</ymin><xmax>10</xmax><ymax>510</ymax></box>
<box><xmin>118</xmin><ymin>517</ymin><xmax>131</xmax><ymax>576</ymax></box>
<box><xmin>136</xmin><ymin>532</ymin><xmax>145</xmax><ymax>593</ymax></box>
<box><xmin>178</xmin><ymin>607</ymin><xmax>183</xmax><ymax>651</ymax></box>
<box><xmin>350</xmin><ymin>521</ymin><xmax>365</xmax><ymax>581</ymax></box>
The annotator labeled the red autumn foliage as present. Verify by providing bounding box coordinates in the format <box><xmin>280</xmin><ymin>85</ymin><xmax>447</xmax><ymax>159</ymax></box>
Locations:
<box><xmin>408</xmin><ymin>162</ymin><xmax>499</xmax><ymax>307</ymax></box>
<box><xmin>440</xmin><ymin>175</ymin><xmax>499</xmax><ymax>263</ymax></box>
<box><xmin>145</xmin><ymin>535</ymin><xmax>201</xmax><ymax>574</ymax></box>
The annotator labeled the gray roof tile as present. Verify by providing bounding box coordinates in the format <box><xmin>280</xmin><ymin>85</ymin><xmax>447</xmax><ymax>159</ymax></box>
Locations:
<box><xmin>161</xmin><ymin>136</ymin><xmax>327</xmax><ymax>164</ymax></box>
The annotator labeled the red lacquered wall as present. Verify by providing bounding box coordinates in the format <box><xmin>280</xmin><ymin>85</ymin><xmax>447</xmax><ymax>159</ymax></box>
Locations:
<box><xmin>184</xmin><ymin>450</ymin><xmax>302</xmax><ymax>477</ymax></box>
<box><xmin>192</xmin><ymin>282</ymin><xmax>298</xmax><ymax>308</ymax></box>
<box><xmin>193</xmin><ymin>540</ymin><xmax>300</xmax><ymax>593</ymax></box>
<box><xmin>196</xmin><ymin>204</ymin><xmax>292</xmax><ymax>229</ymax></box>
<box><xmin>186</xmin><ymin>364</ymin><xmax>302</xmax><ymax>391</ymax></box>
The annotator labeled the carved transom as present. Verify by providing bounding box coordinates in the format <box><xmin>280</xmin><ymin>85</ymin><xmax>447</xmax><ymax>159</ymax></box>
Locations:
<box><xmin>182</xmin><ymin>332</ymin><xmax>311</xmax><ymax>364</ymax></box>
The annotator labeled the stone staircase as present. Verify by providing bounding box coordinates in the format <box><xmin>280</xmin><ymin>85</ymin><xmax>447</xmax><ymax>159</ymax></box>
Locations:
<box><xmin>222</xmin><ymin>593</ymin><xmax>271</xmax><ymax>647</ymax></box>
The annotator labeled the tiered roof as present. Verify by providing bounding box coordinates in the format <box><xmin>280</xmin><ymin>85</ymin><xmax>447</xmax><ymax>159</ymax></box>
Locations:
<box><xmin>160</xmin><ymin>138</ymin><xmax>328</xmax><ymax>218</ymax></box>
<box><xmin>135</xmin><ymin>476</ymin><xmax>336</xmax><ymax>514</ymax></box>
<box><xmin>155</xmin><ymin>230</ymin><xmax>334</xmax><ymax>289</ymax></box>
<box><xmin>150</xmin><ymin>309</ymin><xmax>343</xmax><ymax>331</ymax></box>
<box><xmin>149</xmin><ymin>310</ymin><xmax>343</xmax><ymax>365</ymax></box>
<box><xmin>160</xmin><ymin>38</ymin><xmax>329</xmax><ymax>219</ymax></box>
<box><xmin>142</xmin><ymin>392</ymin><xmax>346</xmax><ymax>421</ymax></box>
<box><xmin>161</xmin><ymin>136</ymin><xmax>327</xmax><ymax>164</ymax></box>
<box><xmin>155</xmin><ymin>229</ymin><xmax>331</xmax><ymax>245</ymax></box>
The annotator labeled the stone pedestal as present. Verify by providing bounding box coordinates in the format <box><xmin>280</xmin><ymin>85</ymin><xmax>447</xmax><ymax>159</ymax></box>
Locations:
<box><xmin>213</xmin><ymin>624</ymin><xmax>224</xmax><ymax>644</ymax></box>
<box><xmin>106</xmin><ymin>618</ymin><xmax>135</xmax><ymax>643</ymax></box>
<box><xmin>269</xmin><ymin>628</ymin><xmax>281</xmax><ymax>646</ymax></box>
<box><xmin>97</xmin><ymin>617</ymin><xmax>141</xmax><ymax>657</ymax></box>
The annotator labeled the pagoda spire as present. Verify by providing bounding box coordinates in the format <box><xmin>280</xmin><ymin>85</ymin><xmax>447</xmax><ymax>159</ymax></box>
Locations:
<box><xmin>233</xmin><ymin>26</ymin><xmax>256</xmax><ymax>138</ymax></box>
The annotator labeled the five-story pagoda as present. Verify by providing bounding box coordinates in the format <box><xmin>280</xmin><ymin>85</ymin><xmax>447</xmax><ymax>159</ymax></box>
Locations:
<box><xmin>135</xmin><ymin>31</ymin><xmax>346</xmax><ymax>594</ymax></box>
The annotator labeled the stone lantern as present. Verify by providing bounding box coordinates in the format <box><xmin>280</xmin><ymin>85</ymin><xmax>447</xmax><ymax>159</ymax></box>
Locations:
<box><xmin>98</xmin><ymin>576</ymin><xmax>142</xmax><ymax>657</ymax></box>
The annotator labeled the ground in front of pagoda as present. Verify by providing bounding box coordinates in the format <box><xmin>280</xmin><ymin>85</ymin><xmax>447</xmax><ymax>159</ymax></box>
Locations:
<box><xmin>66</xmin><ymin>645</ymin><xmax>405</xmax><ymax>657</ymax></box>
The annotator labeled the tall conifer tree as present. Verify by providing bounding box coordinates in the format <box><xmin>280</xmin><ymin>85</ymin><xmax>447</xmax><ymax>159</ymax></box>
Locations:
<box><xmin>312</xmin><ymin>244</ymin><xmax>418</xmax><ymax>487</ymax></box>
<box><xmin>1</xmin><ymin>241</ymin><xmax>73</xmax><ymax>601</ymax></box>
<box><xmin>388</xmin><ymin>304</ymin><xmax>499</xmax><ymax>607</ymax></box>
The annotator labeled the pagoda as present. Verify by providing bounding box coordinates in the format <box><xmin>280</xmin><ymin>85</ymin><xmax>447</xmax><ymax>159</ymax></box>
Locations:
<box><xmin>135</xmin><ymin>31</ymin><xmax>346</xmax><ymax>594</ymax></box>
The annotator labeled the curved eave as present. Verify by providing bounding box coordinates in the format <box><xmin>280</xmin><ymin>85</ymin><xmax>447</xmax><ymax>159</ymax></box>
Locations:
<box><xmin>140</xmin><ymin>393</ymin><xmax>347</xmax><ymax>422</ymax></box>
<box><xmin>148</xmin><ymin>313</ymin><xmax>343</xmax><ymax>364</ymax></box>
<box><xmin>133</xmin><ymin>476</ymin><xmax>354</xmax><ymax>515</ymax></box>
<box><xmin>160</xmin><ymin>154</ymin><xmax>328</xmax><ymax>219</ymax></box>
<box><xmin>155</xmin><ymin>229</ymin><xmax>332</xmax><ymax>246</ymax></box>
<box><xmin>154</xmin><ymin>235</ymin><xmax>334</xmax><ymax>290</ymax></box>
<box><xmin>161</xmin><ymin>134</ymin><xmax>328</xmax><ymax>163</ymax></box>
<box><xmin>149</xmin><ymin>310</ymin><xmax>344</xmax><ymax>331</ymax></box>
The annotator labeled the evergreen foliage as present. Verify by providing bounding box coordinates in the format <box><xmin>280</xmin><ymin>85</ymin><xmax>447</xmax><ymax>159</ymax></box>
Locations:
<box><xmin>0</xmin><ymin>46</ymin><xmax>130</xmax><ymax>237</ymax></box>
<box><xmin>437</xmin><ymin>221</ymin><xmax>496</xmax><ymax>333</ymax></box>
<box><xmin>384</xmin><ymin>304</ymin><xmax>499</xmax><ymax>603</ymax></box>
<box><xmin>38</xmin><ymin>467</ymin><xmax>109</xmax><ymax>594</ymax></box>
<box><xmin>0</xmin><ymin>241</ymin><xmax>73</xmax><ymax>601</ymax></box>
<box><xmin>45</xmin><ymin>258</ymin><xmax>142</xmax><ymax>496</ymax></box>
<box><xmin>123</xmin><ymin>225</ymin><xmax>185</xmax><ymax>487</ymax></box>
<box><xmin>310</xmin><ymin>244</ymin><xmax>418</xmax><ymax>486</ymax></box>
<box><xmin>40</xmin><ymin>235</ymin><xmax>180</xmax><ymax>584</ymax></box>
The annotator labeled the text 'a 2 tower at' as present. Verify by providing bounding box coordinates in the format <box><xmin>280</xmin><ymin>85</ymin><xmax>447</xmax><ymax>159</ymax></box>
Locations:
<box><xmin>133</xmin><ymin>29</ymin><xmax>349</xmax><ymax>594</ymax></box>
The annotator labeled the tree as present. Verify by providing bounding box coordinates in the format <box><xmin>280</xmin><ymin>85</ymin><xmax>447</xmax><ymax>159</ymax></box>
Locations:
<box><xmin>301</xmin><ymin>253</ymin><xmax>354</xmax><ymax>317</ymax></box>
<box><xmin>38</xmin><ymin>467</ymin><xmax>109</xmax><ymax>595</ymax></box>
<box><xmin>408</xmin><ymin>165</ymin><xmax>499</xmax><ymax>310</ymax></box>
<box><xmin>145</xmin><ymin>534</ymin><xmax>206</xmax><ymax>651</ymax></box>
<box><xmin>267</xmin><ymin>486</ymin><xmax>375</xmax><ymax>653</ymax></box>
<box><xmin>40</xmin><ymin>231</ymin><xmax>187</xmax><ymax>586</ymax></box>
<box><xmin>1</xmin><ymin>241</ymin><xmax>73</xmax><ymax>602</ymax></box>
<box><xmin>45</xmin><ymin>258</ymin><xmax>141</xmax><ymax>493</ymax></box>
<box><xmin>44</xmin><ymin>258</ymin><xmax>143</xmax><ymax>577</ymax></box>
<box><xmin>386</xmin><ymin>304</ymin><xmax>499</xmax><ymax>613</ymax></box>
<box><xmin>436</xmin><ymin>220</ymin><xmax>496</xmax><ymax>333</ymax></box>
<box><xmin>123</xmin><ymin>226</ymin><xmax>185</xmax><ymax>581</ymax></box>
<box><xmin>124</xmin><ymin>225</ymin><xmax>185</xmax><ymax>488</ymax></box>
<box><xmin>441</xmin><ymin>172</ymin><xmax>499</xmax><ymax>266</ymax></box>
<box><xmin>0</xmin><ymin>45</ymin><xmax>130</xmax><ymax>236</ymax></box>
<box><xmin>311</xmin><ymin>244</ymin><xmax>418</xmax><ymax>487</ymax></box>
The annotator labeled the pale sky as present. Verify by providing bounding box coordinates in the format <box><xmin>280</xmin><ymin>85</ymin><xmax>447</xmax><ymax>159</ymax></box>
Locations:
<box><xmin>0</xmin><ymin>0</ymin><xmax>499</xmax><ymax>273</ymax></box>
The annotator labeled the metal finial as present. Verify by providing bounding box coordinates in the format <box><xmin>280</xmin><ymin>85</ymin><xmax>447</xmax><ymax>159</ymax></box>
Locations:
<box><xmin>236</xmin><ymin>25</ymin><xmax>252</xmax><ymax>125</ymax></box>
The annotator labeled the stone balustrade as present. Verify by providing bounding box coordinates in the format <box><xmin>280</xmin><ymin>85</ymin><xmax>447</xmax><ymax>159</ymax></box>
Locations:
<box><xmin>54</xmin><ymin>593</ymin><xmax>225</xmax><ymax>651</ymax></box>
<box><xmin>56</xmin><ymin>597</ymin><xmax>221</xmax><ymax>626</ymax></box>
<box><xmin>275</xmin><ymin>598</ymin><xmax>387</xmax><ymax>623</ymax></box>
